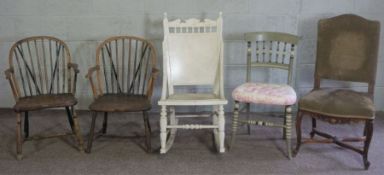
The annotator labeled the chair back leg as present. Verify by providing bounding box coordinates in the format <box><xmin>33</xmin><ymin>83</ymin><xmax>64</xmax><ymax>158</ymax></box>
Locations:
<box><xmin>86</xmin><ymin>111</ymin><xmax>97</xmax><ymax>153</ymax></box>
<box><xmin>16</xmin><ymin>112</ymin><xmax>23</xmax><ymax>160</ymax></box>
<box><xmin>71</xmin><ymin>106</ymin><xmax>84</xmax><ymax>153</ymax></box>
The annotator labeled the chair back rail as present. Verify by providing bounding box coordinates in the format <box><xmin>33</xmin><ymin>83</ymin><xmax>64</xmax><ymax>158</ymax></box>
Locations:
<box><xmin>245</xmin><ymin>32</ymin><xmax>299</xmax><ymax>86</ymax></box>
<box><xmin>162</xmin><ymin>13</ymin><xmax>224</xmax><ymax>97</ymax></box>
<box><xmin>95</xmin><ymin>36</ymin><xmax>157</xmax><ymax>96</ymax></box>
<box><xmin>8</xmin><ymin>36</ymin><xmax>74</xmax><ymax>98</ymax></box>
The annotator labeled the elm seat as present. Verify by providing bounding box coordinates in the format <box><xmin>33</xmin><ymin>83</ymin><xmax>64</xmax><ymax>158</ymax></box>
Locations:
<box><xmin>14</xmin><ymin>93</ymin><xmax>77</xmax><ymax>112</ymax></box>
<box><xmin>89</xmin><ymin>94</ymin><xmax>151</xmax><ymax>112</ymax></box>
<box><xmin>232</xmin><ymin>83</ymin><xmax>297</xmax><ymax>106</ymax></box>
<box><xmin>299</xmin><ymin>89</ymin><xmax>374</xmax><ymax>119</ymax></box>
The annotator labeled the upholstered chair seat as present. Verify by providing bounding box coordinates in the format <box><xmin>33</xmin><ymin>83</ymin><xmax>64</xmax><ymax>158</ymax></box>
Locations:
<box><xmin>299</xmin><ymin>89</ymin><xmax>374</xmax><ymax>119</ymax></box>
<box><xmin>232</xmin><ymin>83</ymin><xmax>296</xmax><ymax>106</ymax></box>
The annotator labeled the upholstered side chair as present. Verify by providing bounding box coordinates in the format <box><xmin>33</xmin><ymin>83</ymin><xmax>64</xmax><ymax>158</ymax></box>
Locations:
<box><xmin>230</xmin><ymin>32</ymin><xmax>299</xmax><ymax>159</ymax></box>
<box><xmin>294</xmin><ymin>14</ymin><xmax>380</xmax><ymax>170</ymax></box>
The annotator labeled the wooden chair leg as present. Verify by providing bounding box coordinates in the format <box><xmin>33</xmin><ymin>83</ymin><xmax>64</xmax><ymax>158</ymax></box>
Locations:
<box><xmin>285</xmin><ymin>106</ymin><xmax>292</xmax><ymax>159</ymax></box>
<box><xmin>293</xmin><ymin>110</ymin><xmax>303</xmax><ymax>157</ymax></box>
<box><xmin>160</xmin><ymin>106</ymin><xmax>167</xmax><ymax>154</ymax></box>
<box><xmin>246</xmin><ymin>103</ymin><xmax>251</xmax><ymax>135</ymax></box>
<box><xmin>71</xmin><ymin>106</ymin><xmax>84</xmax><ymax>153</ymax></box>
<box><xmin>16</xmin><ymin>112</ymin><xmax>23</xmax><ymax>160</ymax></box>
<box><xmin>283</xmin><ymin>108</ymin><xmax>287</xmax><ymax>139</ymax></box>
<box><xmin>86</xmin><ymin>111</ymin><xmax>97</xmax><ymax>153</ymax></box>
<box><xmin>310</xmin><ymin>118</ymin><xmax>316</xmax><ymax>138</ymax></box>
<box><xmin>142</xmin><ymin>111</ymin><xmax>151</xmax><ymax>153</ymax></box>
<box><xmin>363</xmin><ymin>120</ymin><xmax>373</xmax><ymax>170</ymax></box>
<box><xmin>65</xmin><ymin>107</ymin><xmax>74</xmax><ymax>132</ymax></box>
<box><xmin>102</xmin><ymin>112</ymin><xmax>108</xmax><ymax>134</ymax></box>
<box><xmin>230</xmin><ymin>102</ymin><xmax>240</xmax><ymax>150</ymax></box>
<box><xmin>24</xmin><ymin>112</ymin><xmax>29</xmax><ymax>139</ymax></box>
<box><xmin>217</xmin><ymin>105</ymin><xmax>225</xmax><ymax>153</ymax></box>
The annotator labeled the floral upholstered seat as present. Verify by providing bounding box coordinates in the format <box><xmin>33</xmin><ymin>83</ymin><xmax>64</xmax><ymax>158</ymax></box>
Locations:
<box><xmin>232</xmin><ymin>82</ymin><xmax>297</xmax><ymax>106</ymax></box>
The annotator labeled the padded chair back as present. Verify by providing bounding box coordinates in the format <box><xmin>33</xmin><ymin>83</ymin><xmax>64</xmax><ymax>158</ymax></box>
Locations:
<box><xmin>315</xmin><ymin>14</ymin><xmax>380</xmax><ymax>93</ymax></box>
<box><xmin>95</xmin><ymin>36</ymin><xmax>157</xmax><ymax>96</ymax></box>
<box><xmin>245</xmin><ymin>32</ymin><xmax>299</xmax><ymax>86</ymax></box>
<box><xmin>8</xmin><ymin>36</ymin><xmax>73</xmax><ymax>97</ymax></box>
<box><xmin>162</xmin><ymin>13</ymin><xmax>224</xmax><ymax>95</ymax></box>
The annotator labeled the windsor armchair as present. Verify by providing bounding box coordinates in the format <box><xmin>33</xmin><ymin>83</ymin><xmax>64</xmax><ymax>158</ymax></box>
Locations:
<box><xmin>86</xmin><ymin>36</ymin><xmax>158</xmax><ymax>153</ymax></box>
<box><xmin>293</xmin><ymin>14</ymin><xmax>380</xmax><ymax>170</ymax></box>
<box><xmin>158</xmin><ymin>13</ymin><xmax>227</xmax><ymax>153</ymax></box>
<box><xmin>4</xmin><ymin>36</ymin><xmax>84</xmax><ymax>160</ymax></box>
<box><xmin>230</xmin><ymin>32</ymin><xmax>299</xmax><ymax>159</ymax></box>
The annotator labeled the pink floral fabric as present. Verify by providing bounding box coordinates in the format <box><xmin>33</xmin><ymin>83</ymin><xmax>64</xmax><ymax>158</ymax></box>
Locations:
<box><xmin>232</xmin><ymin>83</ymin><xmax>297</xmax><ymax>105</ymax></box>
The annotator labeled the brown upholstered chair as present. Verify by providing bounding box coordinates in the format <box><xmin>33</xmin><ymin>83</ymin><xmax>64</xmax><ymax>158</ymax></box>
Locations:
<box><xmin>86</xmin><ymin>36</ymin><xmax>158</xmax><ymax>153</ymax></box>
<box><xmin>4</xmin><ymin>36</ymin><xmax>84</xmax><ymax>160</ymax></box>
<box><xmin>294</xmin><ymin>14</ymin><xmax>380</xmax><ymax>170</ymax></box>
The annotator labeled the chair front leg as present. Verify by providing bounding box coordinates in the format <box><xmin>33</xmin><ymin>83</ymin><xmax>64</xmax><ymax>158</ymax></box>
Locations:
<box><xmin>217</xmin><ymin>105</ymin><xmax>225</xmax><ymax>153</ymax></box>
<box><xmin>363</xmin><ymin>120</ymin><xmax>373</xmax><ymax>170</ymax></box>
<box><xmin>293</xmin><ymin>110</ymin><xmax>303</xmax><ymax>157</ymax></box>
<box><xmin>142</xmin><ymin>111</ymin><xmax>152</xmax><ymax>153</ymax></box>
<box><xmin>16</xmin><ymin>112</ymin><xmax>23</xmax><ymax>160</ymax></box>
<box><xmin>24</xmin><ymin>112</ymin><xmax>29</xmax><ymax>139</ymax></box>
<box><xmin>285</xmin><ymin>106</ymin><xmax>292</xmax><ymax>159</ymax></box>
<box><xmin>86</xmin><ymin>111</ymin><xmax>97</xmax><ymax>153</ymax></box>
<box><xmin>230</xmin><ymin>101</ymin><xmax>240</xmax><ymax>150</ymax></box>
<box><xmin>71</xmin><ymin>106</ymin><xmax>84</xmax><ymax>153</ymax></box>
<box><xmin>160</xmin><ymin>105</ymin><xmax>167</xmax><ymax>154</ymax></box>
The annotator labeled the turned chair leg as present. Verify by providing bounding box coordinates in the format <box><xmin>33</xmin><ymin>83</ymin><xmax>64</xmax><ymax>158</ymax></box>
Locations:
<box><xmin>142</xmin><ymin>111</ymin><xmax>152</xmax><ymax>153</ymax></box>
<box><xmin>285</xmin><ymin>106</ymin><xmax>292</xmax><ymax>159</ymax></box>
<box><xmin>86</xmin><ymin>111</ymin><xmax>97</xmax><ymax>153</ymax></box>
<box><xmin>71</xmin><ymin>106</ymin><xmax>84</xmax><ymax>153</ymax></box>
<box><xmin>102</xmin><ymin>112</ymin><xmax>108</xmax><ymax>134</ymax></box>
<box><xmin>160</xmin><ymin>105</ymin><xmax>167</xmax><ymax>154</ymax></box>
<box><xmin>230</xmin><ymin>102</ymin><xmax>240</xmax><ymax>150</ymax></box>
<box><xmin>24</xmin><ymin>112</ymin><xmax>29</xmax><ymax>139</ymax></box>
<box><xmin>16</xmin><ymin>112</ymin><xmax>23</xmax><ymax>160</ymax></box>
<box><xmin>246</xmin><ymin>103</ymin><xmax>251</xmax><ymax>135</ymax></box>
<box><xmin>363</xmin><ymin>120</ymin><xmax>373</xmax><ymax>170</ymax></box>
<box><xmin>293</xmin><ymin>111</ymin><xmax>303</xmax><ymax>157</ymax></box>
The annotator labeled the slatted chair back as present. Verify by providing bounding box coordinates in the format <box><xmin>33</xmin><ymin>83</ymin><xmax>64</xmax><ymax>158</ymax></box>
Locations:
<box><xmin>245</xmin><ymin>32</ymin><xmax>299</xmax><ymax>86</ymax></box>
<box><xmin>162</xmin><ymin>13</ymin><xmax>224</xmax><ymax>96</ymax></box>
<box><xmin>94</xmin><ymin>36</ymin><xmax>157</xmax><ymax>96</ymax></box>
<box><xmin>8</xmin><ymin>36</ymin><xmax>75</xmax><ymax>99</ymax></box>
<box><xmin>315</xmin><ymin>14</ymin><xmax>380</xmax><ymax>94</ymax></box>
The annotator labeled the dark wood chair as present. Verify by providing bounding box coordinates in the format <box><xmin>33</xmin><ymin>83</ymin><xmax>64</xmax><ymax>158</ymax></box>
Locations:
<box><xmin>86</xmin><ymin>36</ymin><xmax>158</xmax><ymax>153</ymax></box>
<box><xmin>294</xmin><ymin>14</ymin><xmax>380</xmax><ymax>170</ymax></box>
<box><xmin>4</xmin><ymin>36</ymin><xmax>84</xmax><ymax>160</ymax></box>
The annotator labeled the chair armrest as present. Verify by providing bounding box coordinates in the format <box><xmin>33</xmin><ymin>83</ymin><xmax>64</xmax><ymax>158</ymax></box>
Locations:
<box><xmin>68</xmin><ymin>63</ymin><xmax>80</xmax><ymax>74</ymax></box>
<box><xmin>4</xmin><ymin>68</ymin><xmax>14</xmax><ymax>80</ymax></box>
<box><xmin>86</xmin><ymin>65</ymin><xmax>99</xmax><ymax>78</ymax></box>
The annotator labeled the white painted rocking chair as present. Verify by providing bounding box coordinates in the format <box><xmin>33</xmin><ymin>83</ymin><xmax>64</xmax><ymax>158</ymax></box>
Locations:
<box><xmin>159</xmin><ymin>12</ymin><xmax>227</xmax><ymax>153</ymax></box>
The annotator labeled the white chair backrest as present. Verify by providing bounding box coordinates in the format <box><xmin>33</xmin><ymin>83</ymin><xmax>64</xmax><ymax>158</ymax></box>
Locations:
<box><xmin>162</xmin><ymin>13</ymin><xmax>224</xmax><ymax>94</ymax></box>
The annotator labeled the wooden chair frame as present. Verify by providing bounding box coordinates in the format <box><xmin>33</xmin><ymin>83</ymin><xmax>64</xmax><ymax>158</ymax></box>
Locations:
<box><xmin>230</xmin><ymin>32</ymin><xmax>299</xmax><ymax>159</ymax></box>
<box><xmin>293</xmin><ymin>14</ymin><xmax>380</xmax><ymax>170</ymax></box>
<box><xmin>158</xmin><ymin>13</ymin><xmax>227</xmax><ymax>153</ymax></box>
<box><xmin>4</xmin><ymin>36</ymin><xmax>84</xmax><ymax>160</ymax></box>
<box><xmin>85</xmin><ymin>36</ymin><xmax>159</xmax><ymax>153</ymax></box>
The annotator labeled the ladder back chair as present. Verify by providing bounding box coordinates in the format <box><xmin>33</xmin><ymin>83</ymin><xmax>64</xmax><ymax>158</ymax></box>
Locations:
<box><xmin>230</xmin><ymin>32</ymin><xmax>299</xmax><ymax>159</ymax></box>
<box><xmin>159</xmin><ymin>13</ymin><xmax>227</xmax><ymax>153</ymax></box>
<box><xmin>86</xmin><ymin>36</ymin><xmax>158</xmax><ymax>153</ymax></box>
<box><xmin>4</xmin><ymin>36</ymin><xmax>84</xmax><ymax>160</ymax></box>
<box><xmin>294</xmin><ymin>14</ymin><xmax>380</xmax><ymax>170</ymax></box>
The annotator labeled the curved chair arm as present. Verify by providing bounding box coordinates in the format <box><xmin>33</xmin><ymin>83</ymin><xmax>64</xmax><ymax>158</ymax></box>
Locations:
<box><xmin>146</xmin><ymin>68</ymin><xmax>160</xmax><ymax>99</ymax></box>
<box><xmin>4</xmin><ymin>68</ymin><xmax>19</xmax><ymax>100</ymax></box>
<box><xmin>86</xmin><ymin>65</ymin><xmax>100</xmax><ymax>97</ymax></box>
<box><xmin>68</xmin><ymin>62</ymin><xmax>80</xmax><ymax>94</ymax></box>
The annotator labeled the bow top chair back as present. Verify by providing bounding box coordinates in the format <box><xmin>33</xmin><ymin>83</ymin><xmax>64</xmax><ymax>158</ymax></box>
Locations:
<box><xmin>5</xmin><ymin>36</ymin><xmax>84</xmax><ymax>160</ymax></box>
<box><xmin>230</xmin><ymin>32</ymin><xmax>299</xmax><ymax>159</ymax></box>
<box><xmin>158</xmin><ymin>13</ymin><xmax>227</xmax><ymax>153</ymax></box>
<box><xmin>86</xmin><ymin>36</ymin><xmax>158</xmax><ymax>153</ymax></box>
<box><xmin>294</xmin><ymin>14</ymin><xmax>380</xmax><ymax>170</ymax></box>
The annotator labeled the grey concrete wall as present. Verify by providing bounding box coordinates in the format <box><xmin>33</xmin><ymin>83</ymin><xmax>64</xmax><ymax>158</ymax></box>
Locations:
<box><xmin>0</xmin><ymin>0</ymin><xmax>383</xmax><ymax>112</ymax></box>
